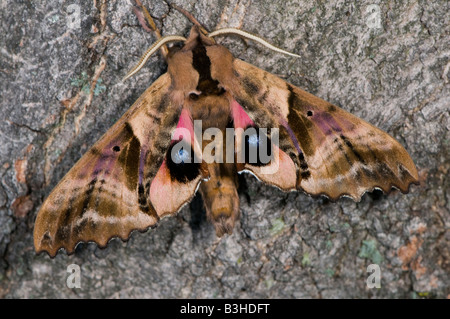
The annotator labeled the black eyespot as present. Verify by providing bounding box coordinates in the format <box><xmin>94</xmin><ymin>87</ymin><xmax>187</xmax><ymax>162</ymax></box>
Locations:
<box><xmin>112</xmin><ymin>146</ymin><xmax>120</xmax><ymax>152</ymax></box>
<box><xmin>307</xmin><ymin>110</ymin><xmax>313</xmax><ymax>117</ymax></box>
<box><xmin>242</xmin><ymin>126</ymin><xmax>273</xmax><ymax>166</ymax></box>
<box><xmin>166</xmin><ymin>140</ymin><xmax>200</xmax><ymax>183</ymax></box>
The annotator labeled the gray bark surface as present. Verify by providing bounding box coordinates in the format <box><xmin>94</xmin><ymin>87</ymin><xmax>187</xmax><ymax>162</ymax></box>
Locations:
<box><xmin>0</xmin><ymin>0</ymin><xmax>448</xmax><ymax>298</ymax></box>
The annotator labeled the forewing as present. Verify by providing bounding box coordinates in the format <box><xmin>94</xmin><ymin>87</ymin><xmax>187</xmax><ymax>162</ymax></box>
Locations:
<box><xmin>34</xmin><ymin>74</ymin><xmax>207</xmax><ymax>257</ymax></box>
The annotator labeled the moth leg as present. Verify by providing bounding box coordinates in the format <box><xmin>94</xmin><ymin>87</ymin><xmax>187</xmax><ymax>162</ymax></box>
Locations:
<box><xmin>199</xmin><ymin>162</ymin><xmax>240</xmax><ymax>237</ymax></box>
<box><xmin>132</xmin><ymin>0</ymin><xmax>169</xmax><ymax>59</ymax></box>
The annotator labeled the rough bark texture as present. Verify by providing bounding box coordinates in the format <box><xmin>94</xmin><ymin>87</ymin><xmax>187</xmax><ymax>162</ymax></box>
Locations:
<box><xmin>0</xmin><ymin>0</ymin><xmax>448</xmax><ymax>298</ymax></box>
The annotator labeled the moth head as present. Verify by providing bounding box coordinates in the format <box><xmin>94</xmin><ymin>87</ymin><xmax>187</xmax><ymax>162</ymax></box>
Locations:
<box><xmin>123</xmin><ymin>21</ymin><xmax>299</xmax><ymax>82</ymax></box>
<box><xmin>181</xmin><ymin>25</ymin><xmax>216</xmax><ymax>51</ymax></box>
<box><xmin>167</xmin><ymin>26</ymin><xmax>232</xmax><ymax>100</ymax></box>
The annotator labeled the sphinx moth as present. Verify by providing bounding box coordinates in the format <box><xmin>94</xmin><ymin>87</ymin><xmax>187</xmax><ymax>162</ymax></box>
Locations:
<box><xmin>34</xmin><ymin>15</ymin><xmax>418</xmax><ymax>257</ymax></box>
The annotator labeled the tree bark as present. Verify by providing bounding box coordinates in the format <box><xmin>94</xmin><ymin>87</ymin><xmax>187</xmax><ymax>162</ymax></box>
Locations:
<box><xmin>0</xmin><ymin>0</ymin><xmax>448</xmax><ymax>298</ymax></box>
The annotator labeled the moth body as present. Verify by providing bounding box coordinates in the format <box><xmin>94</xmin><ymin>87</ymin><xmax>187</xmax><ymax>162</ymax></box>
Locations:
<box><xmin>166</xmin><ymin>27</ymin><xmax>242</xmax><ymax>236</ymax></box>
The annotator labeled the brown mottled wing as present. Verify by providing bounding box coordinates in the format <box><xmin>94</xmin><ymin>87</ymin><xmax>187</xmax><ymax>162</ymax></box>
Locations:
<box><xmin>226</xmin><ymin>59</ymin><xmax>418</xmax><ymax>200</ymax></box>
<box><xmin>34</xmin><ymin>74</ymin><xmax>206</xmax><ymax>257</ymax></box>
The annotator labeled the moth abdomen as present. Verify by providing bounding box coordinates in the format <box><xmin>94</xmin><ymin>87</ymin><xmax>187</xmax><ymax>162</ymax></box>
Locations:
<box><xmin>199</xmin><ymin>162</ymin><xmax>239</xmax><ymax>237</ymax></box>
<box><xmin>210</xmin><ymin>212</ymin><xmax>235</xmax><ymax>236</ymax></box>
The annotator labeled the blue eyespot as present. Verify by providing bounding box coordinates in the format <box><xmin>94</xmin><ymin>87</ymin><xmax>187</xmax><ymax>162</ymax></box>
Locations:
<box><xmin>243</xmin><ymin>127</ymin><xmax>273</xmax><ymax>166</ymax></box>
<box><xmin>247</xmin><ymin>133</ymin><xmax>259</xmax><ymax>147</ymax></box>
<box><xmin>173</xmin><ymin>147</ymin><xmax>191</xmax><ymax>164</ymax></box>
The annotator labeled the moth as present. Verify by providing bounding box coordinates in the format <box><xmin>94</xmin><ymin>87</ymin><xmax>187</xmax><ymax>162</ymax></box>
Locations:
<box><xmin>34</xmin><ymin>13</ymin><xmax>419</xmax><ymax>257</ymax></box>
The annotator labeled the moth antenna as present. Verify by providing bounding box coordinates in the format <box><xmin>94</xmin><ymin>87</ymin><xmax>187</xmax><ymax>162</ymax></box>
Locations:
<box><xmin>208</xmin><ymin>28</ymin><xmax>300</xmax><ymax>58</ymax></box>
<box><xmin>133</xmin><ymin>0</ymin><xmax>169</xmax><ymax>59</ymax></box>
<box><xmin>123</xmin><ymin>35</ymin><xmax>187</xmax><ymax>81</ymax></box>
